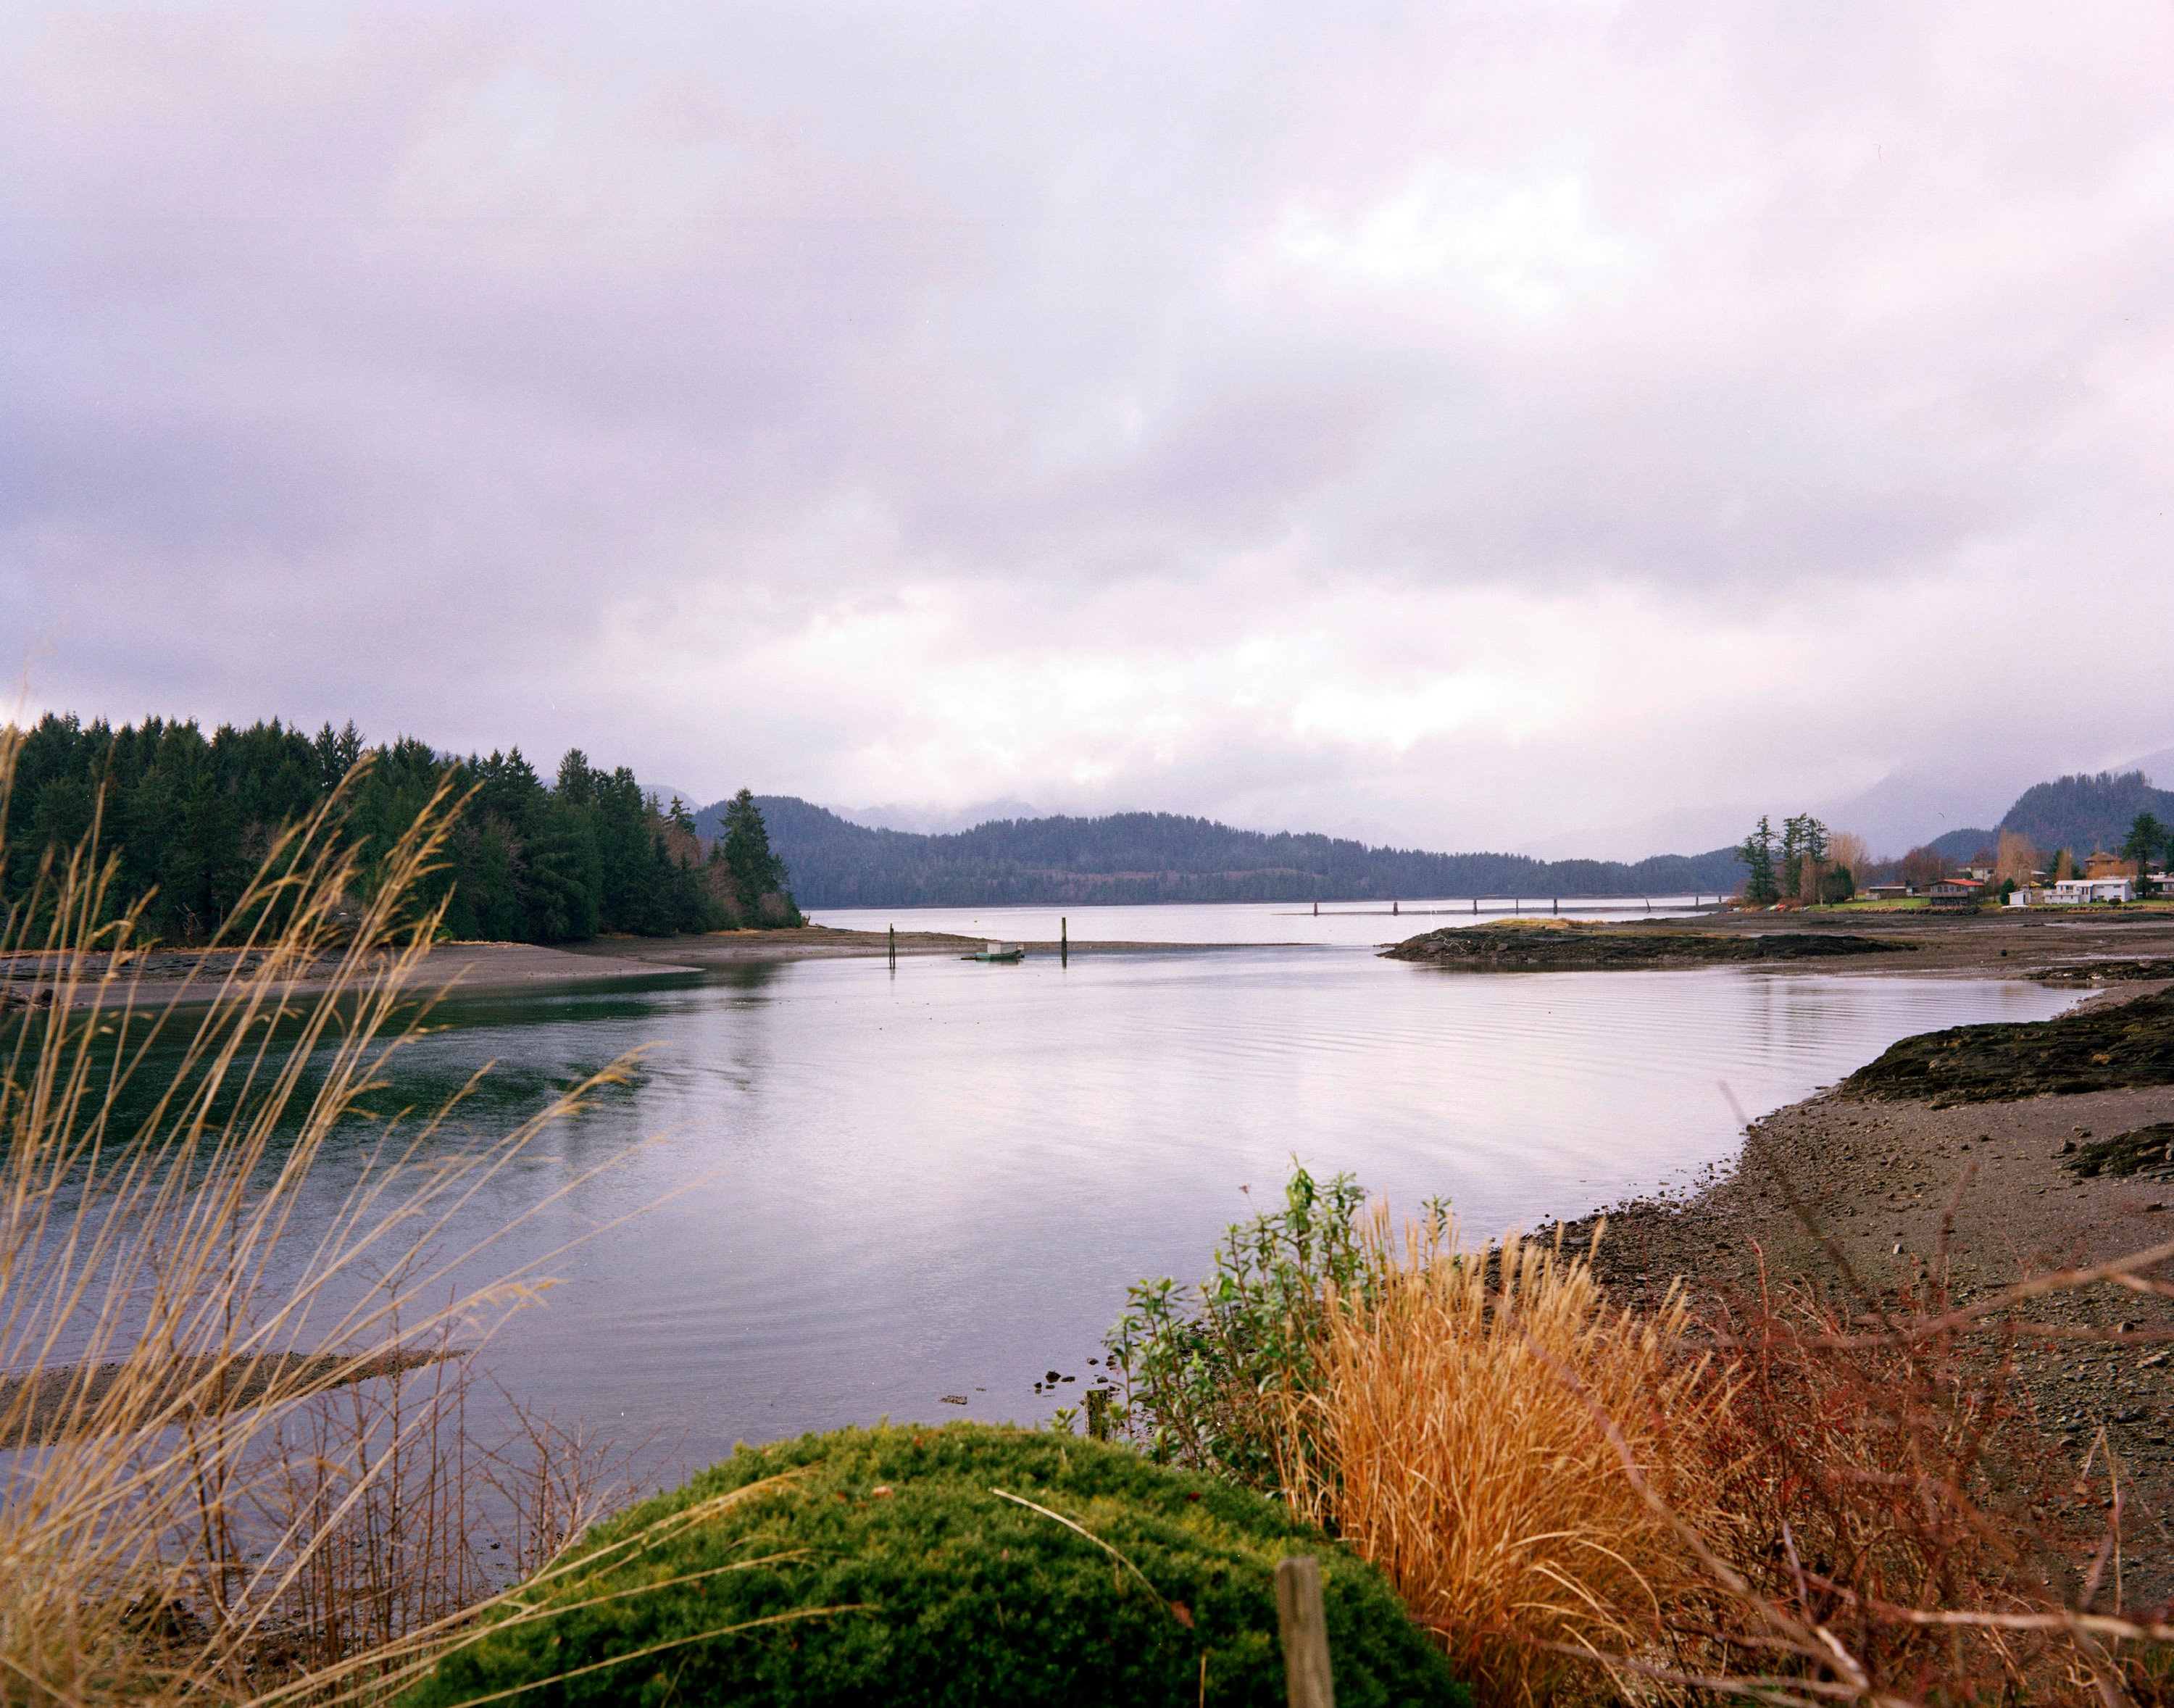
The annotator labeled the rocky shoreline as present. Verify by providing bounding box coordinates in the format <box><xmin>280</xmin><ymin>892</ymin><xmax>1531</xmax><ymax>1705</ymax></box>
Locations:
<box><xmin>1530</xmin><ymin>946</ymin><xmax>2174</xmax><ymax>1604</ymax></box>
<box><xmin>1380</xmin><ymin>918</ymin><xmax>1903</xmax><ymax>970</ymax></box>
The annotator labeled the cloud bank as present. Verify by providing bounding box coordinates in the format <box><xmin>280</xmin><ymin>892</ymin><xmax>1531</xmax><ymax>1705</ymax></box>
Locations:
<box><xmin>4</xmin><ymin>1</ymin><xmax>2172</xmax><ymax>853</ymax></box>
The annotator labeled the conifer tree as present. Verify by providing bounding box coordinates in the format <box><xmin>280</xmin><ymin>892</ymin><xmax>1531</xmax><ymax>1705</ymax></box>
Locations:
<box><xmin>721</xmin><ymin>789</ymin><xmax>796</xmax><ymax>924</ymax></box>
<box><xmin>2123</xmin><ymin>811</ymin><xmax>2165</xmax><ymax>896</ymax></box>
<box><xmin>1736</xmin><ymin>815</ymin><xmax>1778</xmax><ymax>906</ymax></box>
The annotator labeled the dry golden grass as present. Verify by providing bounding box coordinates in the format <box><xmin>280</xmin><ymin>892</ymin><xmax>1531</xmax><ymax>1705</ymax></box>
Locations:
<box><xmin>1273</xmin><ymin>1194</ymin><xmax>2174</xmax><ymax>1707</ymax></box>
<box><xmin>0</xmin><ymin>739</ymin><xmax>655</xmax><ymax>1705</ymax></box>
<box><xmin>1280</xmin><ymin>1207</ymin><xmax>1727</xmax><ymax>1708</ymax></box>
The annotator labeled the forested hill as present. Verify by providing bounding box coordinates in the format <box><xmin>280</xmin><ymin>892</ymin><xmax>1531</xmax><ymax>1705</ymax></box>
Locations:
<box><xmin>1920</xmin><ymin>772</ymin><xmax>2174</xmax><ymax>868</ymax></box>
<box><xmin>705</xmin><ymin>796</ymin><xmax>1746</xmax><ymax>909</ymax></box>
<box><xmin>1996</xmin><ymin>772</ymin><xmax>2174</xmax><ymax>861</ymax></box>
<box><xmin>4</xmin><ymin>714</ymin><xmax>798</xmax><ymax>944</ymax></box>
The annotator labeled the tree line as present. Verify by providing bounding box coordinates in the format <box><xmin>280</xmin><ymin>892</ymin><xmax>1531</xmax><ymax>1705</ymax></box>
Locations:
<box><xmin>728</xmin><ymin>796</ymin><xmax>1749</xmax><ymax>907</ymax></box>
<box><xmin>1734</xmin><ymin>804</ymin><xmax>2174</xmax><ymax>903</ymax></box>
<box><xmin>1</xmin><ymin>714</ymin><xmax>798</xmax><ymax>943</ymax></box>
<box><xmin>1733</xmin><ymin>815</ymin><xmax>1857</xmax><ymax>906</ymax></box>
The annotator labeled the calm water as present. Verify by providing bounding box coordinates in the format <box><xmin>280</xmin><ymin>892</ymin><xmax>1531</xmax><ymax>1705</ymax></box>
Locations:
<box><xmin>291</xmin><ymin>933</ymin><xmax>2075</xmax><ymax>1481</ymax></box>
<box><xmin>812</xmin><ymin>896</ymin><xmax>1720</xmax><ymax>946</ymax></box>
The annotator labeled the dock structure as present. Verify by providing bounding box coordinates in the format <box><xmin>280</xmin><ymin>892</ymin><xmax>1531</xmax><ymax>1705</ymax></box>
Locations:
<box><xmin>1282</xmin><ymin>895</ymin><xmax>1728</xmax><ymax>920</ymax></box>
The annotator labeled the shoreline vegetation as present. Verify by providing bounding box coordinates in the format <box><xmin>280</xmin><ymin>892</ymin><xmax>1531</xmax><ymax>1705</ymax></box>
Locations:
<box><xmin>6</xmin><ymin>712</ymin><xmax>803</xmax><ymax>946</ymax></box>
<box><xmin>0</xmin><ymin>762</ymin><xmax>675</xmax><ymax>1704</ymax></box>
<box><xmin>9</xmin><ymin>741</ymin><xmax>2174</xmax><ymax>1703</ymax></box>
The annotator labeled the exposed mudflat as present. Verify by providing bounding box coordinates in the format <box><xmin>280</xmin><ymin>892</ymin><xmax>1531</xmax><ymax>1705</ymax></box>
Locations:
<box><xmin>1382</xmin><ymin>918</ymin><xmax>1902</xmax><ymax>970</ymax></box>
<box><xmin>1844</xmin><ymin>989</ymin><xmax>2174</xmax><ymax>1104</ymax></box>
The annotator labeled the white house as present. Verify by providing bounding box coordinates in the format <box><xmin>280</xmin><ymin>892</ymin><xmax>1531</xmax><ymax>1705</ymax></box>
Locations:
<box><xmin>2049</xmin><ymin>878</ymin><xmax>2134</xmax><ymax>904</ymax></box>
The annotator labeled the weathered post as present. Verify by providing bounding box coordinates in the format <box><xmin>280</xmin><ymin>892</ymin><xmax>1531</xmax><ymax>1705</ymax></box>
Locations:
<box><xmin>1086</xmin><ymin>1386</ymin><xmax>1110</xmax><ymax>1440</ymax></box>
<box><xmin>888</xmin><ymin>923</ymin><xmax>896</xmax><ymax>970</ymax></box>
<box><xmin>1392</xmin><ymin>899</ymin><xmax>1399</xmax><ymax>916</ymax></box>
<box><xmin>1312</xmin><ymin>900</ymin><xmax>1318</xmax><ymax>916</ymax></box>
<box><xmin>1061</xmin><ymin>916</ymin><xmax>1068</xmax><ymax>966</ymax></box>
<box><xmin>1275</xmin><ymin>1555</ymin><xmax>1335</xmax><ymax>1708</ymax></box>
<box><xmin>1552</xmin><ymin>896</ymin><xmax>1559</xmax><ymax>916</ymax></box>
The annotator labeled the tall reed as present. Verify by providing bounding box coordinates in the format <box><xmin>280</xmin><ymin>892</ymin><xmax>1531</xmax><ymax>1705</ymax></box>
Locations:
<box><xmin>0</xmin><ymin>738</ymin><xmax>649</xmax><ymax>1704</ymax></box>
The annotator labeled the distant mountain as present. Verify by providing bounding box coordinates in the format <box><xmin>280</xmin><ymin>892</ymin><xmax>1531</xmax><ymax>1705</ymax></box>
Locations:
<box><xmin>1995</xmin><ymin>772</ymin><xmax>2174</xmax><ymax>859</ymax></box>
<box><xmin>1926</xmin><ymin>827</ymin><xmax>1997</xmax><ymax>864</ymax></box>
<box><xmin>834</xmin><ymin>798</ymin><xmax>1044</xmax><ymax>835</ymax></box>
<box><xmin>693</xmin><ymin>796</ymin><xmax>1746</xmax><ymax>909</ymax></box>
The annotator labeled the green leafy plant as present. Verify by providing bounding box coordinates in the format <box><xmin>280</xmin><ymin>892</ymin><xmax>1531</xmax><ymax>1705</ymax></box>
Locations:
<box><xmin>399</xmin><ymin>1423</ymin><xmax>1469</xmax><ymax>1708</ymax></box>
<box><xmin>1106</xmin><ymin>1166</ymin><xmax>1374</xmax><ymax>1486</ymax></box>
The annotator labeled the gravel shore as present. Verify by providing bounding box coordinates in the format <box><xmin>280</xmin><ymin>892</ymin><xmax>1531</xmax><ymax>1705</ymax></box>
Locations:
<box><xmin>1525</xmin><ymin>912</ymin><xmax>2174</xmax><ymax>1605</ymax></box>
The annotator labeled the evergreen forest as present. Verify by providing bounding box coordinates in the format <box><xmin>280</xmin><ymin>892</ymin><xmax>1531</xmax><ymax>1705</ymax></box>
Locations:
<box><xmin>722</xmin><ymin>796</ymin><xmax>1747</xmax><ymax>908</ymax></box>
<box><xmin>2</xmin><ymin>714</ymin><xmax>799</xmax><ymax>944</ymax></box>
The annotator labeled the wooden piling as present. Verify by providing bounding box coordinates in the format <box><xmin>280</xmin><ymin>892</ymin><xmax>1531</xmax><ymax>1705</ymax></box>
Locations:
<box><xmin>1275</xmin><ymin>1556</ymin><xmax>1336</xmax><ymax>1708</ymax></box>
<box><xmin>888</xmin><ymin>924</ymin><xmax>896</xmax><ymax>969</ymax></box>
<box><xmin>1061</xmin><ymin>916</ymin><xmax>1068</xmax><ymax>966</ymax></box>
<box><xmin>1086</xmin><ymin>1386</ymin><xmax>1109</xmax><ymax>1440</ymax></box>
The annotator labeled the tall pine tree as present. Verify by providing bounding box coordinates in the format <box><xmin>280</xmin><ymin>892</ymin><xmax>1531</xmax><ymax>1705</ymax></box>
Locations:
<box><xmin>1736</xmin><ymin>815</ymin><xmax>1779</xmax><ymax>906</ymax></box>
<box><xmin>718</xmin><ymin>789</ymin><xmax>799</xmax><ymax>925</ymax></box>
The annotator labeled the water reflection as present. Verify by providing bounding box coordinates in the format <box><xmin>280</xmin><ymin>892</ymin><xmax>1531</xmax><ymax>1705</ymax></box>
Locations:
<box><xmin>269</xmin><ymin>944</ymin><xmax>2063</xmax><ymax>1484</ymax></box>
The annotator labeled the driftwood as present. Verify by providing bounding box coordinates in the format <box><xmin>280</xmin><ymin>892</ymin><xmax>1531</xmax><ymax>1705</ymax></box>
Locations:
<box><xmin>0</xmin><ymin>1348</ymin><xmax>455</xmax><ymax>1448</ymax></box>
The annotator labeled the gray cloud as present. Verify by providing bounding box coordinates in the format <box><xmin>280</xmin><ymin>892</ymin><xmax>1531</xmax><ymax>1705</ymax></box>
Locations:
<box><xmin>5</xmin><ymin>1</ymin><xmax>2173</xmax><ymax>850</ymax></box>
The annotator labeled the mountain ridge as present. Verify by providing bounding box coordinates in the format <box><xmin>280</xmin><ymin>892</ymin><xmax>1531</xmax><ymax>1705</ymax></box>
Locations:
<box><xmin>695</xmin><ymin>796</ymin><xmax>1746</xmax><ymax>909</ymax></box>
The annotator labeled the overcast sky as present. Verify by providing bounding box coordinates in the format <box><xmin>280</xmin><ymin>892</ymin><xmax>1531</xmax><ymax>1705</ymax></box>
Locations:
<box><xmin>4</xmin><ymin>2</ymin><xmax>2172</xmax><ymax>854</ymax></box>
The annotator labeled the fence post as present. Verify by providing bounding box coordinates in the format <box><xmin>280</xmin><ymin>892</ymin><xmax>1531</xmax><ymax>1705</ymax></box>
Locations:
<box><xmin>1275</xmin><ymin>1555</ymin><xmax>1335</xmax><ymax>1707</ymax></box>
<box><xmin>1086</xmin><ymin>1386</ymin><xmax>1109</xmax><ymax>1440</ymax></box>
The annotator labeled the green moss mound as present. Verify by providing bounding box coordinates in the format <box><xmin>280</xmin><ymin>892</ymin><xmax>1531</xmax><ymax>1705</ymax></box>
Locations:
<box><xmin>404</xmin><ymin>1423</ymin><xmax>1466</xmax><ymax>1707</ymax></box>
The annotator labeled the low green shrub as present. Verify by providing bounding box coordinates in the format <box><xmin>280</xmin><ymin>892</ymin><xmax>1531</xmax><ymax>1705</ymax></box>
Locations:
<box><xmin>1108</xmin><ymin>1165</ymin><xmax>1384</xmax><ymax>1485</ymax></box>
<box><xmin>404</xmin><ymin>1422</ymin><xmax>1466</xmax><ymax>1707</ymax></box>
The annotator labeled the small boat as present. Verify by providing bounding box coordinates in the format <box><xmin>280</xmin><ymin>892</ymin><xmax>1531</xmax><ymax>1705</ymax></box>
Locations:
<box><xmin>972</xmin><ymin>941</ymin><xmax>1026</xmax><ymax>963</ymax></box>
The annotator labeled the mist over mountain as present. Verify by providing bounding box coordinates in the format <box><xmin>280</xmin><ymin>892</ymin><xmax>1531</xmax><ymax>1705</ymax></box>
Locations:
<box><xmin>694</xmin><ymin>796</ymin><xmax>1745</xmax><ymax>909</ymax></box>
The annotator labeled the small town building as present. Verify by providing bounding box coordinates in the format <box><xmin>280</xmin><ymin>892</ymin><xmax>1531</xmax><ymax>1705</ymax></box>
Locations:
<box><xmin>1862</xmin><ymin>883</ymin><xmax>1912</xmax><ymax>900</ymax></box>
<box><xmin>2006</xmin><ymin>886</ymin><xmax>2047</xmax><ymax>907</ymax></box>
<box><xmin>1924</xmin><ymin>876</ymin><xmax>1983</xmax><ymax>901</ymax></box>
<box><xmin>2051</xmin><ymin>878</ymin><xmax>2134</xmax><ymax>904</ymax></box>
<box><xmin>2084</xmin><ymin>852</ymin><xmax>2138</xmax><ymax>880</ymax></box>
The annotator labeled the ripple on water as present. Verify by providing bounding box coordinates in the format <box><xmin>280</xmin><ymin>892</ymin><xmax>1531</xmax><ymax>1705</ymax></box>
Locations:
<box><xmin>179</xmin><ymin>944</ymin><xmax>2075</xmax><ymax>1473</ymax></box>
